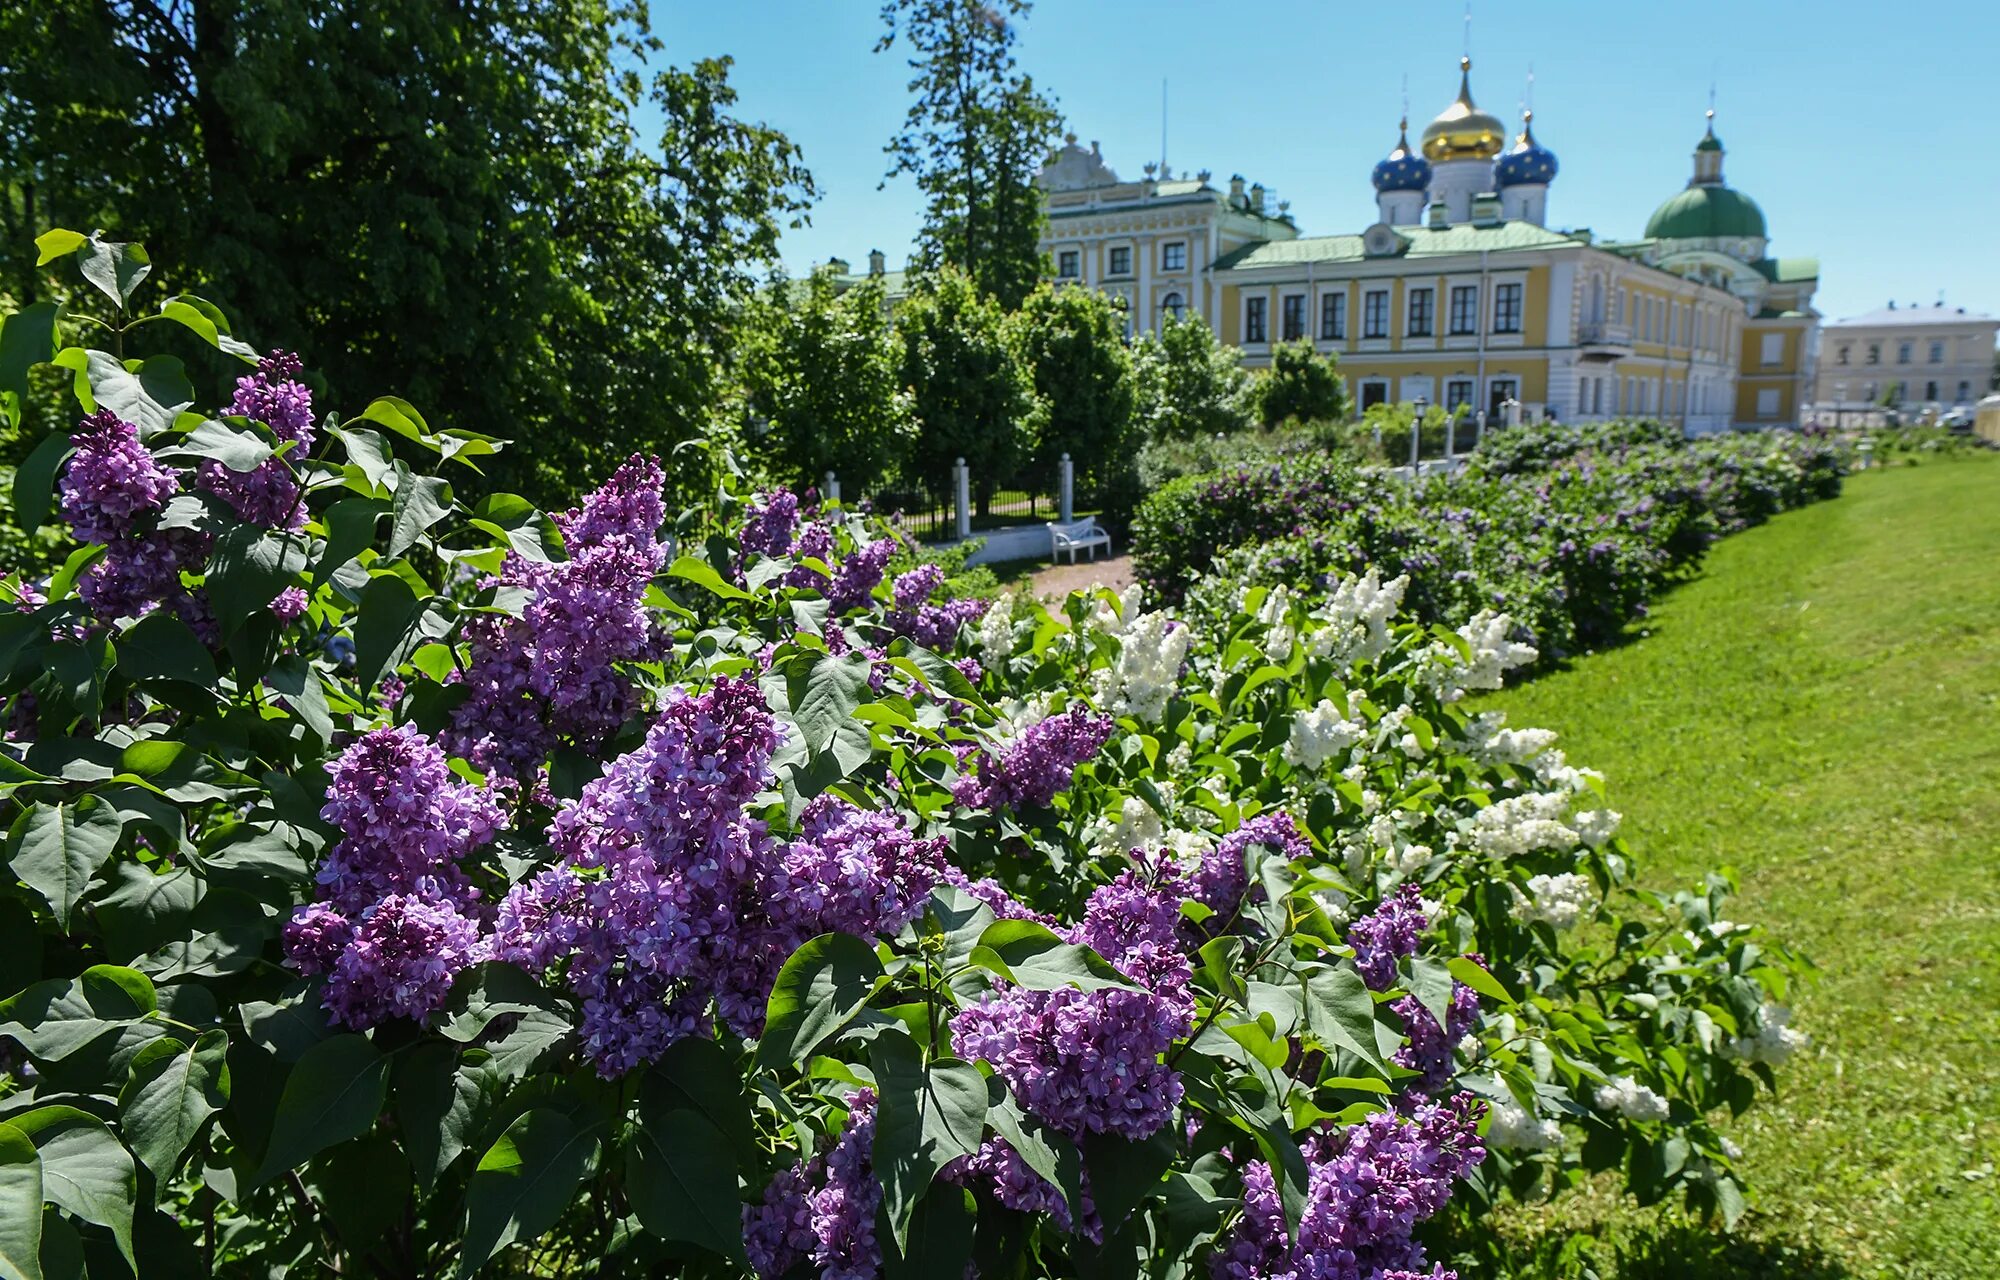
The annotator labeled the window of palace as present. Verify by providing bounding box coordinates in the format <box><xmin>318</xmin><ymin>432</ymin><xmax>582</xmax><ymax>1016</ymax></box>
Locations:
<box><xmin>1363</xmin><ymin>290</ymin><xmax>1388</xmax><ymax>339</ymax></box>
<box><xmin>1448</xmin><ymin>286</ymin><xmax>1478</xmax><ymax>335</ymax></box>
<box><xmin>1359</xmin><ymin>379</ymin><xmax>1388</xmax><ymax>409</ymax></box>
<box><xmin>1929</xmin><ymin>340</ymin><xmax>1945</xmax><ymax>363</ymax></box>
<box><xmin>1162</xmin><ymin>292</ymin><xmax>1185</xmax><ymax>320</ymax></box>
<box><xmin>1897</xmin><ymin>341</ymin><xmax>1913</xmax><ymax>364</ymax></box>
<box><xmin>1756</xmin><ymin>388</ymin><xmax>1780</xmax><ymax>417</ymax></box>
<box><xmin>1492</xmin><ymin>283</ymin><xmax>1522</xmax><ymax>334</ymax></box>
<box><xmin>1926</xmin><ymin>381</ymin><xmax>1939</xmax><ymax>400</ymax></box>
<box><xmin>1866</xmin><ymin>343</ymin><xmax>1880</xmax><ymax>364</ymax></box>
<box><xmin>1487</xmin><ymin>378</ymin><xmax>1518</xmax><ymax>417</ymax></box>
<box><xmin>1057</xmin><ymin>250</ymin><xmax>1080</xmax><ymax>279</ymax></box>
<box><xmin>1108</xmin><ymin>246</ymin><xmax>1132</xmax><ymax>277</ymax></box>
<box><xmin>1760</xmin><ymin>332</ymin><xmax>1783</xmax><ymax>367</ymax></box>
<box><xmin>1244</xmin><ymin>296</ymin><xmax>1268</xmax><ymax>344</ymax></box>
<box><xmin>1447</xmin><ymin>379</ymin><xmax>1474</xmax><ymax>412</ymax></box>
<box><xmin>1836</xmin><ymin>345</ymin><xmax>1849</xmax><ymax>365</ymax></box>
<box><xmin>1161</xmin><ymin>242</ymin><xmax>1187</xmax><ymax>272</ymax></box>
<box><xmin>1407</xmin><ymin>287</ymin><xmax>1434</xmax><ymax>337</ymax></box>
<box><xmin>1321</xmin><ymin>293</ymin><xmax>1345</xmax><ymax>341</ymax></box>
<box><xmin>1281</xmin><ymin>294</ymin><xmax>1306</xmax><ymax>341</ymax></box>
<box><xmin>1959</xmin><ymin>380</ymin><xmax>1972</xmax><ymax>401</ymax></box>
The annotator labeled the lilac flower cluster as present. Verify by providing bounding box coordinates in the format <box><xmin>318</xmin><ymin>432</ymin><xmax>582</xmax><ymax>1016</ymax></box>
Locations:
<box><xmin>197</xmin><ymin>351</ymin><xmax>316</xmax><ymax>529</ymax></box>
<box><xmin>951</xmin><ymin>857</ymin><xmax>1194</xmax><ymax>1158</ymax></box>
<box><xmin>1209</xmin><ymin>1093</ymin><xmax>1487</xmax><ymax>1280</ymax></box>
<box><xmin>495</xmin><ymin>677</ymin><xmax>945</xmax><ymax>1076</ymax></box>
<box><xmin>59</xmin><ymin>410</ymin><xmax>206</xmax><ymax>623</ymax></box>
<box><xmin>827</xmin><ymin>538</ymin><xmax>894</xmax><ymax>613</ymax></box>
<box><xmin>446</xmin><ymin>455</ymin><xmax>665</xmax><ymax>777</ymax></box>
<box><xmin>953</xmin><ymin>705</ymin><xmax>1114</xmax><ymax>811</ymax></box>
<box><xmin>1393</xmin><ymin>980</ymin><xmax>1483</xmax><ymax>1095</ymax></box>
<box><xmin>1347</xmin><ymin>883</ymin><xmax>1429</xmax><ymax>992</ymax></box>
<box><xmin>1194</xmin><ymin>811</ymin><xmax>1311</xmax><ymax>919</ymax></box>
<box><xmin>282</xmin><ymin>725</ymin><xmax>503</xmax><ymax>1028</ymax></box>
<box><xmin>741</xmin><ymin>489</ymin><xmax>800</xmax><ymax>558</ymax></box>
<box><xmin>743</xmin><ymin>1090</ymin><xmax>883</xmax><ymax>1280</ymax></box>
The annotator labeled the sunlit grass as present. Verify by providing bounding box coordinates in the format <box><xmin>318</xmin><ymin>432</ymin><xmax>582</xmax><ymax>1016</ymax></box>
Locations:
<box><xmin>1468</xmin><ymin>455</ymin><xmax>2000</xmax><ymax>1279</ymax></box>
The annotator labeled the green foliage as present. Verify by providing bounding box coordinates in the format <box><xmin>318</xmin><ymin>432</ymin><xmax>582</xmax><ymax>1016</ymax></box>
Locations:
<box><xmin>0</xmin><ymin>4</ymin><xmax>813</xmax><ymax>511</ymax></box>
<box><xmin>1255</xmin><ymin>338</ymin><xmax>1351</xmax><ymax>429</ymax></box>
<box><xmin>895</xmin><ymin>266</ymin><xmax>1040</xmax><ymax>512</ymax></box>
<box><xmin>878</xmin><ymin>0</ymin><xmax>1064</xmax><ymax>309</ymax></box>
<box><xmin>741</xmin><ymin>269</ymin><xmax>915</xmax><ymax>495</ymax></box>
<box><xmin>1131</xmin><ymin>313</ymin><xmax>1255</xmax><ymax>442</ymax></box>
<box><xmin>1008</xmin><ymin>283</ymin><xmax>1137</xmax><ymax>505</ymax></box>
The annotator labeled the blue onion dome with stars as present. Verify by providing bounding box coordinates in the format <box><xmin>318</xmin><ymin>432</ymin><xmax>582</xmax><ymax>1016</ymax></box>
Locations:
<box><xmin>1371</xmin><ymin>117</ymin><xmax>1433</xmax><ymax>192</ymax></box>
<box><xmin>1494</xmin><ymin>109</ymin><xmax>1558</xmax><ymax>187</ymax></box>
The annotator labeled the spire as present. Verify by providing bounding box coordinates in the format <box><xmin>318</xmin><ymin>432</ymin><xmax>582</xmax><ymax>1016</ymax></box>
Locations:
<box><xmin>1692</xmin><ymin>103</ymin><xmax>1725</xmax><ymax>184</ymax></box>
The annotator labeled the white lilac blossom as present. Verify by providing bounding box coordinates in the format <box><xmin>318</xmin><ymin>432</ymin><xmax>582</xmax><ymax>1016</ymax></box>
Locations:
<box><xmin>1485</xmin><ymin>1098</ymin><xmax>1564</xmax><ymax>1152</ymax></box>
<box><xmin>1511</xmin><ymin>872</ymin><xmax>1596</xmax><ymax>930</ymax></box>
<box><xmin>1418</xmin><ymin>609</ymin><xmax>1539</xmax><ymax>701</ymax></box>
<box><xmin>1284</xmin><ymin>698</ymin><xmax>1365</xmax><ymax>770</ymax></box>
<box><xmin>975</xmin><ymin>592</ymin><xmax>1016</xmax><ymax>665</ymax></box>
<box><xmin>1088</xmin><ymin>582</ymin><xmax>1145</xmax><ymax>636</ymax></box>
<box><xmin>1458</xmin><ymin>711</ymin><xmax>1560</xmax><ymax>766</ymax></box>
<box><xmin>1573</xmin><ymin>808</ymin><xmax>1623</xmax><ymax>847</ymax></box>
<box><xmin>1725</xmin><ymin>1002</ymin><xmax>1807</xmax><ymax>1065</ymax></box>
<box><xmin>1595</xmin><ymin>1075</ymin><xmax>1671</xmax><ymax>1122</ymax></box>
<box><xmin>1470</xmin><ymin>791</ymin><xmax>1581</xmax><ymax>859</ymax></box>
<box><xmin>1305</xmin><ymin>568</ymin><xmax>1409</xmax><ymax>666</ymax></box>
<box><xmin>1092</xmin><ymin>610</ymin><xmax>1191</xmax><ymax>724</ymax></box>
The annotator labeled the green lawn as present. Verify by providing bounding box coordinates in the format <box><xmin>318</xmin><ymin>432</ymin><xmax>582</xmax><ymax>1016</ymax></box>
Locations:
<box><xmin>1471</xmin><ymin>456</ymin><xmax>2000</xmax><ymax>1279</ymax></box>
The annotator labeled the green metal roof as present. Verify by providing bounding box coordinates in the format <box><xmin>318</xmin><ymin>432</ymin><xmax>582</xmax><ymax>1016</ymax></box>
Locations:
<box><xmin>1753</xmin><ymin>256</ymin><xmax>1818</xmax><ymax>283</ymax></box>
<box><xmin>1212</xmin><ymin>221</ymin><xmax>1582</xmax><ymax>270</ymax></box>
<box><xmin>1643</xmin><ymin>185</ymin><xmax>1767</xmax><ymax>240</ymax></box>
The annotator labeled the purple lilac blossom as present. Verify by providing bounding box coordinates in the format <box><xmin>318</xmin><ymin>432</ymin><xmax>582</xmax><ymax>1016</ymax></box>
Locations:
<box><xmin>1209</xmin><ymin>1093</ymin><xmax>1487</xmax><ymax>1280</ymax></box>
<box><xmin>1393</xmin><ymin>975</ymin><xmax>1483</xmax><ymax>1094</ymax></box>
<box><xmin>1193</xmin><ymin>811</ymin><xmax>1310</xmax><ymax>918</ymax></box>
<box><xmin>827</xmin><ymin>538</ymin><xmax>894</xmax><ymax>612</ymax></box>
<box><xmin>743</xmin><ymin>1164</ymin><xmax>819</xmax><ymax>1277</ymax></box>
<box><xmin>953</xmin><ymin>705</ymin><xmax>1114</xmax><ymax>811</ymax></box>
<box><xmin>318</xmin><ymin>892</ymin><xmax>484</xmax><ymax>1030</ymax></box>
<box><xmin>488</xmin><ymin>866</ymin><xmax>584</xmax><ymax>974</ymax></box>
<box><xmin>780</xmin><ymin>796</ymin><xmax>948</xmax><ymax>939</ymax></box>
<box><xmin>740</xmin><ymin>490</ymin><xmax>800</xmax><ymax>559</ymax></box>
<box><xmin>59</xmin><ymin>410</ymin><xmax>178</xmax><ymax>543</ymax></box>
<box><xmin>1347</xmin><ymin>883</ymin><xmax>1429</xmax><ymax>993</ymax></box>
<box><xmin>893</xmin><ymin>597</ymin><xmax>987</xmax><ymax>650</ymax></box>
<box><xmin>198</xmin><ymin>351</ymin><xmax>316</xmax><ymax>528</ymax></box>
<box><xmin>892</xmin><ymin>564</ymin><xmax>944</xmax><ymax>611</ymax></box>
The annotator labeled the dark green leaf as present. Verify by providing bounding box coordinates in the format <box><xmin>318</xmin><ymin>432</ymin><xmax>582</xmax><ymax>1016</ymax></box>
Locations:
<box><xmin>789</xmin><ymin>653</ymin><xmax>873</xmax><ymax>752</ymax></box>
<box><xmin>9</xmin><ymin>797</ymin><xmax>125</xmax><ymax>927</ymax></box>
<box><xmin>438</xmin><ymin>963</ymin><xmax>558</xmax><ymax>1043</ymax></box>
<box><xmin>157</xmin><ymin>419</ymin><xmax>274</xmax><ymax>472</ymax></box>
<box><xmin>882</xmin><ymin>1182</ymin><xmax>974</xmax><ymax>1280</ymax></box>
<box><xmin>0</xmin><ymin>1122</ymin><xmax>42</xmax><ymax>1280</ymax></box>
<box><xmin>988</xmin><ymin>1093</ymin><xmax>1080</xmax><ymax>1217</ymax></box>
<box><xmin>115</xmin><ymin>613</ymin><xmax>216</xmax><ymax>686</ymax></box>
<box><xmin>315</xmin><ymin>498</ymin><xmax>383</xmax><ymax>584</ymax></box>
<box><xmin>870</xmin><ymin>1039</ymin><xmax>987</xmax><ymax>1249</ymax></box>
<box><xmin>397</xmin><ymin>1043</ymin><xmax>482</xmax><ymax>1195</ymax></box>
<box><xmin>756</xmin><ymin>933</ymin><xmax>886</xmax><ymax>1069</ymax></box>
<box><xmin>1082</xmin><ymin>1127</ymin><xmax>1175</xmax><ymax>1233</ymax></box>
<box><xmin>265</xmin><ymin>658</ymin><xmax>333</xmax><ymax>743</ymax></box>
<box><xmin>253</xmin><ymin>1034</ymin><xmax>388</xmax><ymax>1186</ymax></box>
<box><xmin>626</xmin><ymin>1111</ymin><xmax>747</xmax><ymax>1265</ymax></box>
<box><xmin>483</xmin><ymin>1010</ymin><xmax>570</xmax><ymax>1080</ymax></box>
<box><xmin>1409</xmin><ymin>955</ymin><xmax>1456</xmax><ymax>1032</ymax></box>
<box><xmin>1304</xmin><ymin>968</ymin><xmax>1390</xmax><ymax>1076</ymax></box>
<box><xmin>205</xmin><ymin>526</ymin><xmax>309</xmax><ymax>639</ymax></box>
<box><xmin>156</xmin><ymin>297</ymin><xmax>259</xmax><ymax>361</ymax></box>
<box><xmin>641</xmin><ymin>1038</ymin><xmax>755</xmax><ymax>1156</ymax></box>
<box><xmin>9</xmin><ymin>1108</ymin><xmax>135</xmax><ymax>1269</ymax></box>
<box><xmin>352</xmin><ymin>573</ymin><xmax>422</xmax><ymax>693</ymax></box>
<box><xmin>119</xmin><ymin>1031</ymin><xmax>229</xmax><ymax>1183</ymax></box>
<box><xmin>12</xmin><ymin>431</ymin><xmax>70</xmax><ymax>533</ymax></box>
<box><xmin>458</xmin><ymin>1109</ymin><xmax>594</xmax><ymax>1279</ymax></box>
<box><xmin>77</xmin><ymin>236</ymin><xmax>151</xmax><ymax>308</ymax></box>
<box><xmin>0</xmin><ymin>302</ymin><xmax>58</xmax><ymax>433</ymax></box>
<box><xmin>968</xmin><ymin>920</ymin><xmax>1137</xmax><ymax>993</ymax></box>
<box><xmin>83</xmin><ymin>352</ymin><xmax>190</xmax><ymax>438</ymax></box>
<box><xmin>387</xmin><ymin>466</ymin><xmax>452</xmax><ymax>559</ymax></box>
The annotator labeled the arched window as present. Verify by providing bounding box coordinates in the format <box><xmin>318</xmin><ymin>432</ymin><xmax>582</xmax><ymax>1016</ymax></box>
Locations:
<box><xmin>1162</xmin><ymin>291</ymin><xmax>1185</xmax><ymax>320</ymax></box>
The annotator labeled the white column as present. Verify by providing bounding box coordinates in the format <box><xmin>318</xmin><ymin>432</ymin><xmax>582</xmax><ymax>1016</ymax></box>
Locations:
<box><xmin>953</xmin><ymin>458</ymin><xmax>971</xmax><ymax>541</ymax></box>
<box><xmin>824</xmin><ymin>471</ymin><xmax>840</xmax><ymax>503</ymax></box>
<box><xmin>1059</xmin><ymin>453</ymin><xmax>1074</xmax><ymax>522</ymax></box>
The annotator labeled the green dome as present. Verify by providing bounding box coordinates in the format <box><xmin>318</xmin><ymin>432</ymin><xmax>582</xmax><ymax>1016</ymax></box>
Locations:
<box><xmin>1644</xmin><ymin>185</ymin><xmax>1766</xmax><ymax>240</ymax></box>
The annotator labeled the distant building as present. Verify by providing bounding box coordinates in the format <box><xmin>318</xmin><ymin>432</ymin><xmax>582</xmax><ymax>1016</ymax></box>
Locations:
<box><xmin>1811</xmin><ymin>302</ymin><xmax>1997</xmax><ymax>414</ymax></box>
<box><xmin>1032</xmin><ymin>56</ymin><xmax>1821</xmax><ymax>431</ymax></box>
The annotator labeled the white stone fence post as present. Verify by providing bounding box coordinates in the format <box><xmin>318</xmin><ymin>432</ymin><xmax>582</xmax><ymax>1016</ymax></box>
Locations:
<box><xmin>823</xmin><ymin>471</ymin><xmax>840</xmax><ymax>503</ymax></box>
<box><xmin>953</xmin><ymin>457</ymin><xmax>971</xmax><ymax>540</ymax></box>
<box><xmin>1058</xmin><ymin>453</ymin><xmax>1074</xmax><ymax>522</ymax></box>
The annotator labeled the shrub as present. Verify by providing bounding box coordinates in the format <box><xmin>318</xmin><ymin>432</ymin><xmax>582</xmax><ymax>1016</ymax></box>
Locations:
<box><xmin>1131</xmin><ymin>312</ymin><xmax>1255</xmax><ymax>442</ymax></box>
<box><xmin>1253</xmin><ymin>338</ymin><xmax>1351</xmax><ymax>429</ymax></box>
<box><xmin>0</xmin><ymin>245</ymin><xmax>1799</xmax><ymax>1278</ymax></box>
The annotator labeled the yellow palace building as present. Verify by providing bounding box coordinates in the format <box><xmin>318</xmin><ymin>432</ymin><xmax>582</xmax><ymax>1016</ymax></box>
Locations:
<box><xmin>1034</xmin><ymin>57</ymin><xmax>1819</xmax><ymax>432</ymax></box>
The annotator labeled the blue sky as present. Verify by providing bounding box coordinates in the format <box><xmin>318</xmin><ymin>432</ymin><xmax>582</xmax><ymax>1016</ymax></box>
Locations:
<box><xmin>652</xmin><ymin>0</ymin><xmax>1998</xmax><ymax>322</ymax></box>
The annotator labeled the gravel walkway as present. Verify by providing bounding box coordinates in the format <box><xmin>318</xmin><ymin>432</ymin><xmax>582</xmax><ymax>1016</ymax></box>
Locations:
<box><xmin>1027</xmin><ymin>552</ymin><xmax>1135</xmax><ymax>601</ymax></box>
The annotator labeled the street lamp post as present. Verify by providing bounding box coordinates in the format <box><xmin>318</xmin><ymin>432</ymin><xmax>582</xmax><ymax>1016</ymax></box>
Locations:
<box><xmin>1410</xmin><ymin>396</ymin><xmax>1428</xmax><ymax>471</ymax></box>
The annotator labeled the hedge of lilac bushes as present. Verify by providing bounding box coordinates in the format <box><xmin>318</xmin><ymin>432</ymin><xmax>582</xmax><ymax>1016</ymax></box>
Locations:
<box><xmin>1132</xmin><ymin>422</ymin><xmax>1847</xmax><ymax>660</ymax></box>
<box><xmin>0</xmin><ymin>237</ymin><xmax>1804</xmax><ymax>1279</ymax></box>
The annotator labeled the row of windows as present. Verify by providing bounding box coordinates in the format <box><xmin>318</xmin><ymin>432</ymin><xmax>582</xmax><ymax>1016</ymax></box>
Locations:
<box><xmin>1244</xmin><ymin>283</ymin><xmax>1525</xmax><ymax>344</ymax></box>
<box><xmin>1834</xmin><ymin>339</ymin><xmax>1951</xmax><ymax>366</ymax></box>
<box><xmin>1054</xmin><ymin>240</ymin><xmax>1189</xmax><ymax>281</ymax></box>
<box><xmin>1829</xmin><ymin>380</ymin><xmax>1975</xmax><ymax>403</ymax></box>
<box><xmin>1589</xmin><ymin>280</ymin><xmax>1730</xmax><ymax>356</ymax></box>
<box><xmin>1577</xmin><ymin>374</ymin><xmax>1720</xmax><ymax>419</ymax></box>
<box><xmin>1353</xmin><ymin>377</ymin><xmax>1520</xmax><ymax>417</ymax></box>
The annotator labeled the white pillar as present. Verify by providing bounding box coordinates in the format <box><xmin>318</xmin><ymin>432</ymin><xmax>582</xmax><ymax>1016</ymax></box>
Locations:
<box><xmin>953</xmin><ymin>457</ymin><xmax>971</xmax><ymax>541</ymax></box>
<box><xmin>824</xmin><ymin>471</ymin><xmax>840</xmax><ymax>503</ymax></box>
<box><xmin>1475</xmin><ymin>410</ymin><xmax>1487</xmax><ymax>450</ymax></box>
<box><xmin>1408</xmin><ymin>418</ymin><xmax>1422</xmax><ymax>469</ymax></box>
<box><xmin>1059</xmin><ymin>453</ymin><xmax>1074</xmax><ymax>522</ymax></box>
<box><xmin>1443</xmin><ymin>413</ymin><xmax>1456</xmax><ymax>462</ymax></box>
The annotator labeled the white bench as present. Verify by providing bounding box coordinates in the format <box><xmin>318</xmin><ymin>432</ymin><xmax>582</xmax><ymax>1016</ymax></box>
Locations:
<box><xmin>1049</xmin><ymin>518</ymin><xmax>1113</xmax><ymax>563</ymax></box>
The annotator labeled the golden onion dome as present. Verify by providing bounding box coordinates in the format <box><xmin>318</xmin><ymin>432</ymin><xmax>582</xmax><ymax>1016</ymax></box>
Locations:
<box><xmin>1420</xmin><ymin>57</ymin><xmax>1507</xmax><ymax>162</ymax></box>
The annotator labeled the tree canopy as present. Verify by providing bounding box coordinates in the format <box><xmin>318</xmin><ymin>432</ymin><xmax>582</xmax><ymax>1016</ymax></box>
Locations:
<box><xmin>878</xmin><ymin>0</ymin><xmax>1063</xmax><ymax>310</ymax></box>
<box><xmin>0</xmin><ymin>0</ymin><xmax>813</xmax><ymax>505</ymax></box>
<box><xmin>896</xmin><ymin>267</ymin><xmax>1040</xmax><ymax>512</ymax></box>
